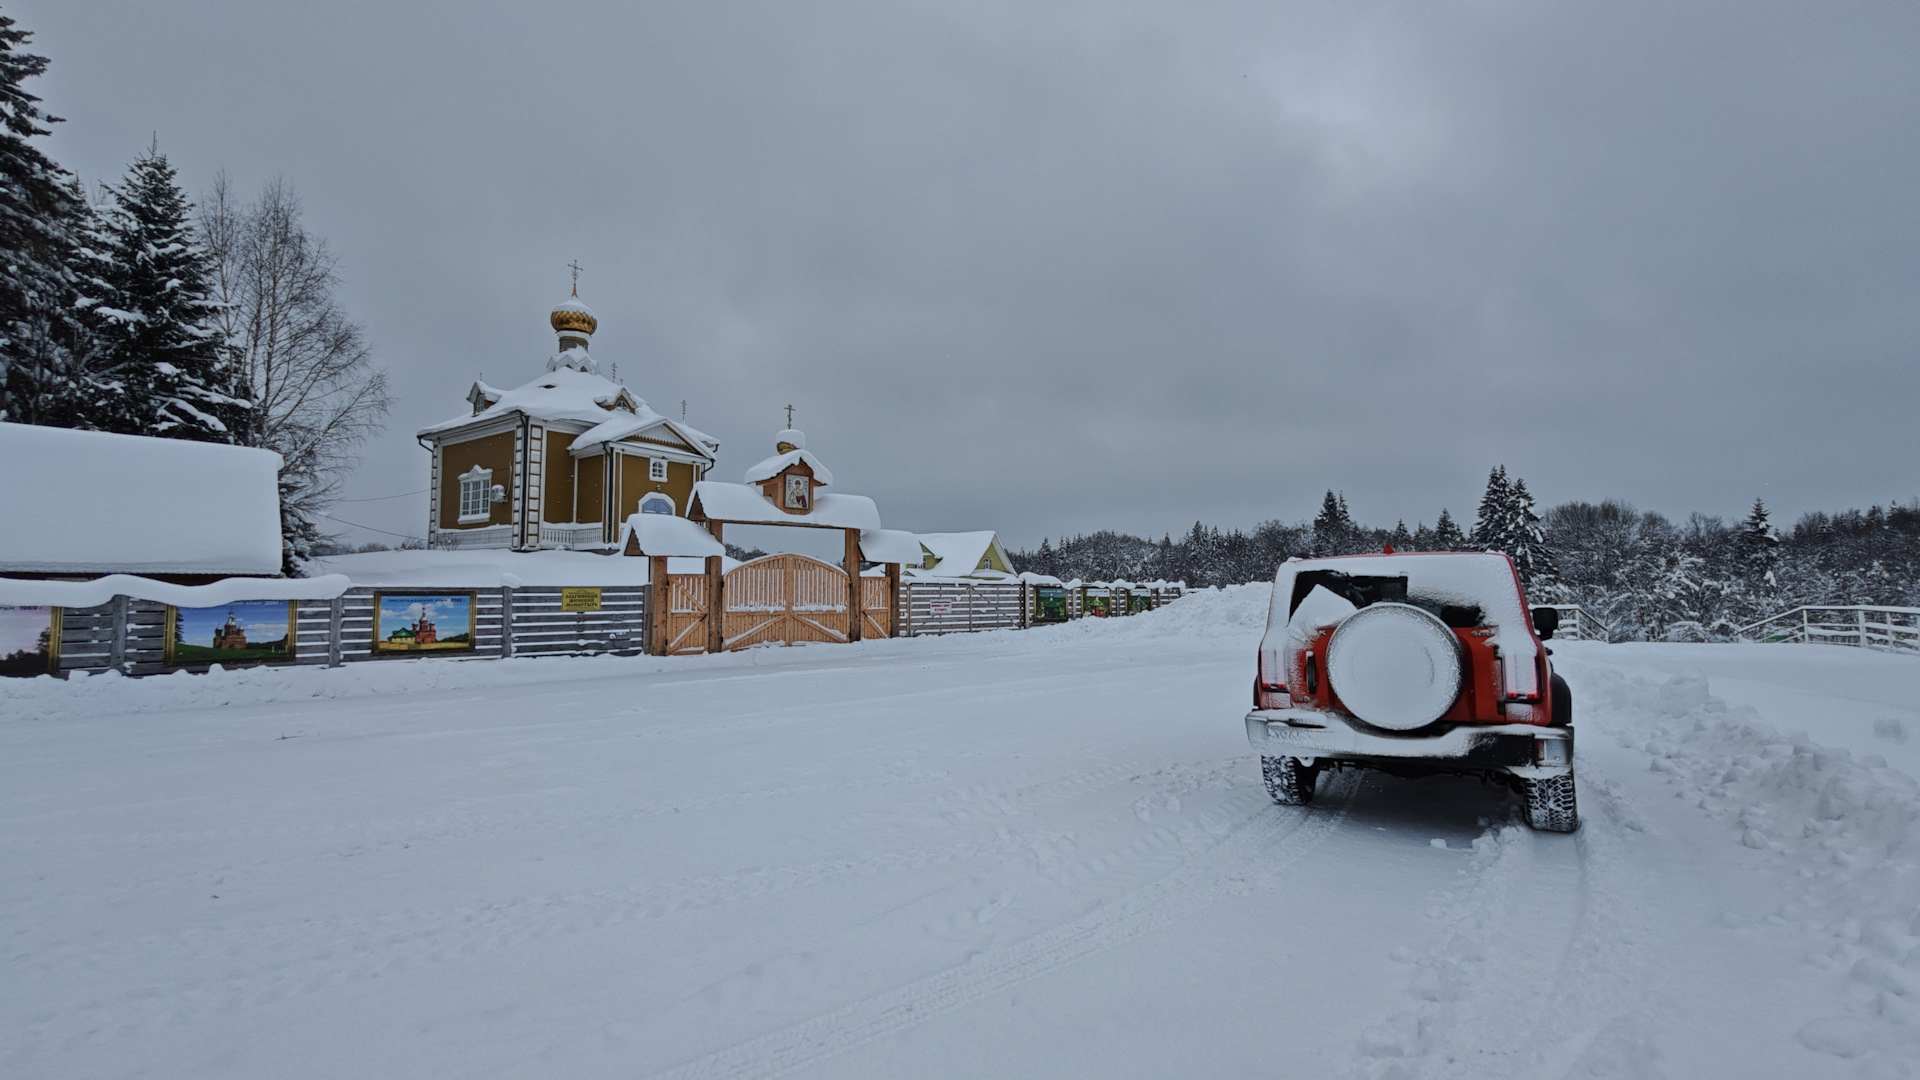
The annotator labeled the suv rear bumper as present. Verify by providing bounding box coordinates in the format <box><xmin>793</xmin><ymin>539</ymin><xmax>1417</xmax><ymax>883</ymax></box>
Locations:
<box><xmin>1245</xmin><ymin>709</ymin><xmax>1572</xmax><ymax>778</ymax></box>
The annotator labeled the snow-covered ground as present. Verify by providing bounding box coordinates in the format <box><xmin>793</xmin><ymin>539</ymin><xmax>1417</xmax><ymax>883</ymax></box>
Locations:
<box><xmin>5</xmin><ymin>587</ymin><xmax>1919</xmax><ymax>1079</ymax></box>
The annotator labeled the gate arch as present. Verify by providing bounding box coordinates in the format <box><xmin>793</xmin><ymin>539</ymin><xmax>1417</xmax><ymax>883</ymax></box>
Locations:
<box><xmin>722</xmin><ymin>554</ymin><xmax>849</xmax><ymax>650</ymax></box>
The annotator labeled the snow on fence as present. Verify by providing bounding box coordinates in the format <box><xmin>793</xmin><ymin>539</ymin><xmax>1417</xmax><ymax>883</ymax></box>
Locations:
<box><xmin>1736</xmin><ymin>605</ymin><xmax>1920</xmax><ymax>654</ymax></box>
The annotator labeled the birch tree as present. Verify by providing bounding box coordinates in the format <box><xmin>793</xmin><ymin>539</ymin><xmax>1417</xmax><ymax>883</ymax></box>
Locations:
<box><xmin>201</xmin><ymin>175</ymin><xmax>389</xmax><ymax>573</ymax></box>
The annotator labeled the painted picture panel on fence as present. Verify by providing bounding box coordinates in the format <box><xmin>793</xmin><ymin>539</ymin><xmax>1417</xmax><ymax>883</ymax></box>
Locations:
<box><xmin>559</xmin><ymin>587</ymin><xmax>602</xmax><ymax>613</ymax></box>
<box><xmin>0</xmin><ymin>606</ymin><xmax>56</xmax><ymax>676</ymax></box>
<box><xmin>373</xmin><ymin>594</ymin><xmax>475</xmax><ymax>652</ymax></box>
<box><xmin>167</xmin><ymin>601</ymin><xmax>294</xmax><ymax>665</ymax></box>
<box><xmin>1034</xmin><ymin>587</ymin><xmax>1067</xmax><ymax>623</ymax></box>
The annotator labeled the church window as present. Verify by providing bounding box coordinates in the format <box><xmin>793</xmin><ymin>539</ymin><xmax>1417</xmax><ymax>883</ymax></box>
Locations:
<box><xmin>458</xmin><ymin>467</ymin><xmax>493</xmax><ymax>523</ymax></box>
<box><xmin>639</xmin><ymin>493</ymin><xmax>675</xmax><ymax>515</ymax></box>
<box><xmin>650</xmin><ymin>457</ymin><xmax>668</xmax><ymax>482</ymax></box>
<box><xmin>784</xmin><ymin>473</ymin><xmax>810</xmax><ymax>510</ymax></box>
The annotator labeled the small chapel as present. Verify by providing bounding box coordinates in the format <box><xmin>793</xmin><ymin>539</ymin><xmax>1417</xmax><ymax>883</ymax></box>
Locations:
<box><xmin>417</xmin><ymin>285</ymin><xmax>721</xmax><ymax>551</ymax></box>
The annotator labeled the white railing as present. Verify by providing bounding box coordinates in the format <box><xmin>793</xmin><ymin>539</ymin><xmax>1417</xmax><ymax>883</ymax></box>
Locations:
<box><xmin>537</xmin><ymin>523</ymin><xmax>608</xmax><ymax>550</ymax></box>
<box><xmin>1736</xmin><ymin>605</ymin><xmax>1920</xmax><ymax>654</ymax></box>
<box><xmin>1539</xmin><ymin>604</ymin><xmax>1613</xmax><ymax>643</ymax></box>
<box><xmin>432</xmin><ymin>525</ymin><xmax>514</xmax><ymax>551</ymax></box>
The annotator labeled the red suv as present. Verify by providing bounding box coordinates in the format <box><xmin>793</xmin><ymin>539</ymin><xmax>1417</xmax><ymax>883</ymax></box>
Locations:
<box><xmin>1244</xmin><ymin>551</ymin><xmax>1576</xmax><ymax>832</ymax></box>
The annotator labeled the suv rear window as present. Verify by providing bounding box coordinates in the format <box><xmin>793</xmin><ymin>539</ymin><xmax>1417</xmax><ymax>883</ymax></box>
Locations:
<box><xmin>1289</xmin><ymin>569</ymin><xmax>1483</xmax><ymax>628</ymax></box>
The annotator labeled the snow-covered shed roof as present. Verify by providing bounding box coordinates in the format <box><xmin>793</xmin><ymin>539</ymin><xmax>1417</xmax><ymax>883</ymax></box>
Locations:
<box><xmin>617</xmin><ymin>514</ymin><xmax>726</xmax><ymax>558</ymax></box>
<box><xmin>910</xmin><ymin>531</ymin><xmax>1016</xmax><ymax>579</ymax></box>
<box><xmin>1018</xmin><ymin>572</ymin><xmax>1065</xmax><ymax>586</ymax></box>
<box><xmin>688</xmin><ymin>481</ymin><xmax>880</xmax><ymax>531</ymax></box>
<box><xmin>859</xmin><ymin>529</ymin><xmax>922</xmax><ymax>565</ymax></box>
<box><xmin>0</xmin><ymin>422</ymin><xmax>285</xmax><ymax>576</ymax></box>
<box><xmin>744</xmin><ymin>448</ymin><xmax>833</xmax><ymax>486</ymax></box>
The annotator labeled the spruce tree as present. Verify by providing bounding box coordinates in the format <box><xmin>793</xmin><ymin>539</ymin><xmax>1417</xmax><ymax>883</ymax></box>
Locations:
<box><xmin>1472</xmin><ymin>465</ymin><xmax>1513</xmax><ymax>553</ymax></box>
<box><xmin>1389</xmin><ymin>520</ymin><xmax>1412</xmax><ymax>552</ymax></box>
<box><xmin>0</xmin><ymin>12</ymin><xmax>84</xmax><ymax>424</ymax></box>
<box><xmin>1312</xmin><ymin>490</ymin><xmax>1353</xmax><ymax>556</ymax></box>
<box><xmin>1505</xmin><ymin>477</ymin><xmax>1556</xmax><ymax>589</ymax></box>
<box><xmin>77</xmin><ymin>144</ymin><xmax>246</xmax><ymax>440</ymax></box>
<box><xmin>1433</xmin><ymin>508</ymin><xmax>1465</xmax><ymax>551</ymax></box>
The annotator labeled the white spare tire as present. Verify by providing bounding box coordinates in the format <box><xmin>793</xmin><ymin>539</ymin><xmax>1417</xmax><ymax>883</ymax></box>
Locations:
<box><xmin>1325</xmin><ymin>603</ymin><xmax>1464</xmax><ymax>731</ymax></box>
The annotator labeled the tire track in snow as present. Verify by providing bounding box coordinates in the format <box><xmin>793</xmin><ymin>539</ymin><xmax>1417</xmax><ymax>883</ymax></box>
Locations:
<box><xmin>644</xmin><ymin>776</ymin><xmax>1358</xmax><ymax>1080</ymax></box>
<box><xmin>1349</xmin><ymin>763</ymin><xmax>1659</xmax><ymax>1078</ymax></box>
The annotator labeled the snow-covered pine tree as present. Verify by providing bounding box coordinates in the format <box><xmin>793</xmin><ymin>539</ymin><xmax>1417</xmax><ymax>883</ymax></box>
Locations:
<box><xmin>78</xmin><ymin>144</ymin><xmax>247</xmax><ymax>441</ymax></box>
<box><xmin>1432</xmin><ymin>508</ymin><xmax>1465</xmax><ymax>551</ymax></box>
<box><xmin>1412</xmin><ymin>521</ymin><xmax>1436</xmax><ymax>551</ymax></box>
<box><xmin>1311</xmin><ymin>490</ymin><xmax>1353</xmax><ymax>556</ymax></box>
<box><xmin>1504</xmin><ymin>477</ymin><xmax>1557</xmax><ymax>591</ymax></box>
<box><xmin>1389</xmin><ymin>520</ymin><xmax>1412</xmax><ymax>552</ymax></box>
<box><xmin>1471</xmin><ymin>466</ymin><xmax>1513</xmax><ymax>554</ymax></box>
<box><xmin>0</xmin><ymin>12</ymin><xmax>85</xmax><ymax>425</ymax></box>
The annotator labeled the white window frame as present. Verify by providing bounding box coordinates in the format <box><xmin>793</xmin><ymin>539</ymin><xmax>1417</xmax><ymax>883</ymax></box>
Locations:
<box><xmin>458</xmin><ymin>466</ymin><xmax>493</xmax><ymax>523</ymax></box>
<box><xmin>638</xmin><ymin>493</ymin><xmax>676</xmax><ymax>516</ymax></box>
<box><xmin>649</xmin><ymin>457</ymin><xmax>668</xmax><ymax>482</ymax></box>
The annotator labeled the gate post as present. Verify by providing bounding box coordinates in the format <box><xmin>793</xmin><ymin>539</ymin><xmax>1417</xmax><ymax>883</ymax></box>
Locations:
<box><xmin>649</xmin><ymin>555</ymin><xmax>669</xmax><ymax>654</ymax></box>
<box><xmin>500</xmin><ymin>585</ymin><xmax>515</xmax><ymax>659</ymax></box>
<box><xmin>887</xmin><ymin>561</ymin><xmax>902</xmax><ymax>637</ymax></box>
<box><xmin>845</xmin><ymin>528</ymin><xmax>862</xmax><ymax>643</ymax></box>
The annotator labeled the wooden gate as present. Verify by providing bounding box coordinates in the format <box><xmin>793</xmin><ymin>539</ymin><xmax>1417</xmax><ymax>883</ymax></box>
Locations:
<box><xmin>723</xmin><ymin>554</ymin><xmax>849</xmax><ymax>650</ymax></box>
<box><xmin>662</xmin><ymin>574</ymin><xmax>711</xmax><ymax>655</ymax></box>
<box><xmin>860</xmin><ymin>575</ymin><xmax>892</xmax><ymax>639</ymax></box>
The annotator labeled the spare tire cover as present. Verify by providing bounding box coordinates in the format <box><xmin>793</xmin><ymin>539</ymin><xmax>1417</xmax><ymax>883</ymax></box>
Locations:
<box><xmin>1325</xmin><ymin>603</ymin><xmax>1464</xmax><ymax>731</ymax></box>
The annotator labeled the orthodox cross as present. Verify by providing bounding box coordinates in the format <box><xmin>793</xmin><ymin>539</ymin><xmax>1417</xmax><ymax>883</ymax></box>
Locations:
<box><xmin>568</xmin><ymin>259</ymin><xmax>584</xmax><ymax>295</ymax></box>
<box><xmin>784</xmin><ymin>404</ymin><xmax>795</xmax><ymax>427</ymax></box>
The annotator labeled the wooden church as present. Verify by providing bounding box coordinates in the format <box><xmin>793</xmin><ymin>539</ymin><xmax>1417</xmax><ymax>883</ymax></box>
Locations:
<box><xmin>417</xmin><ymin>288</ymin><xmax>721</xmax><ymax>551</ymax></box>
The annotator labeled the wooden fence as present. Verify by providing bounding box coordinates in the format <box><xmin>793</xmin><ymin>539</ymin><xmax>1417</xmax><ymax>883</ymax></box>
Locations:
<box><xmin>26</xmin><ymin>579</ymin><xmax>1188</xmax><ymax>677</ymax></box>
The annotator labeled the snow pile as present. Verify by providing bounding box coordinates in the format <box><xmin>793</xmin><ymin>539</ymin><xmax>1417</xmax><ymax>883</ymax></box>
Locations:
<box><xmin>1578</xmin><ymin>664</ymin><xmax>1920</xmax><ymax>1069</ymax></box>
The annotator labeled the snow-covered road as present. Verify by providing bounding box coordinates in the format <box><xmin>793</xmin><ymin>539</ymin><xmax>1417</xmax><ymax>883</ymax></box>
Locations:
<box><xmin>5</xmin><ymin>587</ymin><xmax>1919</xmax><ymax>1079</ymax></box>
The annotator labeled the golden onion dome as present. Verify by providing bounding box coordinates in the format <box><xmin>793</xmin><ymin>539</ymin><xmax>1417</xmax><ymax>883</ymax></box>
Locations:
<box><xmin>550</xmin><ymin>293</ymin><xmax>598</xmax><ymax>336</ymax></box>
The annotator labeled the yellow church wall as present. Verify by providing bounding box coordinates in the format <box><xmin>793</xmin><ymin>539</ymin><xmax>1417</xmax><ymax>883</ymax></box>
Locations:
<box><xmin>576</xmin><ymin>454</ymin><xmax>605</xmax><ymax>524</ymax></box>
<box><xmin>614</xmin><ymin>450</ymin><xmax>699</xmax><ymax>519</ymax></box>
<box><xmin>439</xmin><ymin>430</ymin><xmax>516</xmax><ymax>529</ymax></box>
<box><xmin>542</xmin><ymin>430</ymin><xmax>579</xmax><ymax>523</ymax></box>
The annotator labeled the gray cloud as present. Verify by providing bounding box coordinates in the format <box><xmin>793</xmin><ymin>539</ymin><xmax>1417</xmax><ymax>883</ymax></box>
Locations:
<box><xmin>30</xmin><ymin>0</ymin><xmax>1920</xmax><ymax>547</ymax></box>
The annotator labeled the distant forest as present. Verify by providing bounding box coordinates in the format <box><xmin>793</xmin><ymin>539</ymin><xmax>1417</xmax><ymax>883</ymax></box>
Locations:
<box><xmin>1009</xmin><ymin>468</ymin><xmax>1920</xmax><ymax>642</ymax></box>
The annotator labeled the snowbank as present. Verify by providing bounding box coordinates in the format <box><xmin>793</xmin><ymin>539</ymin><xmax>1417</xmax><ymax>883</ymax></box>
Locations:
<box><xmin>308</xmin><ymin>548</ymin><xmax>719</xmax><ymax>588</ymax></box>
<box><xmin>0</xmin><ymin>573</ymin><xmax>350</xmax><ymax>609</ymax></box>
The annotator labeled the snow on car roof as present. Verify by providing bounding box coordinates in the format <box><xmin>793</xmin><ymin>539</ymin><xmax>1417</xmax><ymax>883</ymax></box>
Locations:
<box><xmin>0</xmin><ymin>421</ymin><xmax>285</xmax><ymax>576</ymax></box>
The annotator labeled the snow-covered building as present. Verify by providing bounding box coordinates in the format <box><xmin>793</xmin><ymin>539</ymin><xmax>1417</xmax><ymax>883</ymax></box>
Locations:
<box><xmin>904</xmin><ymin>531</ymin><xmax>1018</xmax><ymax>581</ymax></box>
<box><xmin>0</xmin><ymin>421</ymin><xmax>285</xmax><ymax>580</ymax></box>
<box><xmin>687</xmin><ymin>427</ymin><xmax>882</xmax><ymax>533</ymax></box>
<box><xmin>417</xmin><ymin>290</ymin><xmax>720</xmax><ymax>552</ymax></box>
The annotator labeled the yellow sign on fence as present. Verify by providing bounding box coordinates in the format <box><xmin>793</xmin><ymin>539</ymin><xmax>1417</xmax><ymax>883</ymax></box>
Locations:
<box><xmin>559</xmin><ymin>587</ymin><xmax>602</xmax><ymax>613</ymax></box>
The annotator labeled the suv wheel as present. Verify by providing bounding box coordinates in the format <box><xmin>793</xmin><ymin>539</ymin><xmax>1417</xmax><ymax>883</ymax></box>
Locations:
<box><xmin>1261</xmin><ymin>755</ymin><xmax>1318</xmax><ymax>806</ymax></box>
<box><xmin>1523</xmin><ymin>771</ymin><xmax>1579</xmax><ymax>833</ymax></box>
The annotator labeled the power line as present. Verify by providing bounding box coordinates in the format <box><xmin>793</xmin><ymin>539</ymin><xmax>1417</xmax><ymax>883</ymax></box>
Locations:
<box><xmin>319</xmin><ymin>511</ymin><xmax>425</xmax><ymax>543</ymax></box>
<box><xmin>336</xmin><ymin>488</ymin><xmax>428</xmax><ymax>503</ymax></box>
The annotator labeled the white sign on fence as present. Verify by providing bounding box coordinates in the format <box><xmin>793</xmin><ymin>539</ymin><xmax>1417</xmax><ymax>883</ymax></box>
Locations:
<box><xmin>928</xmin><ymin>601</ymin><xmax>953</xmax><ymax>615</ymax></box>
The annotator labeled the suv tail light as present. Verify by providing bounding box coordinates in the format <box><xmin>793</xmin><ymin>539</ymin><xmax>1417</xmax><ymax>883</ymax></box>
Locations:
<box><xmin>1256</xmin><ymin>645</ymin><xmax>1288</xmax><ymax>710</ymax></box>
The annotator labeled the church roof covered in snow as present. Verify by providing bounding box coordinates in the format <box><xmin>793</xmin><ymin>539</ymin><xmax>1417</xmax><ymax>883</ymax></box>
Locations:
<box><xmin>0</xmin><ymin>421</ymin><xmax>285</xmax><ymax>576</ymax></box>
<box><xmin>688</xmin><ymin>481</ymin><xmax>881</xmax><ymax>531</ymax></box>
<box><xmin>418</xmin><ymin>366</ymin><xmax>719</xmax><ymax>457</ymax></box>
<box><xmin>744</xmin><ymin>448</ymin><xmax>833</xmax><ymax>486</ymax></box>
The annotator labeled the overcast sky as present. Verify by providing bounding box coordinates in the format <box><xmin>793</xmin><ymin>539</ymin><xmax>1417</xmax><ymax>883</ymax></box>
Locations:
<box><xmin>25</xmin><ymin>0</ymin><xmax>1920</xmax><ymax>549</ymax></box>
